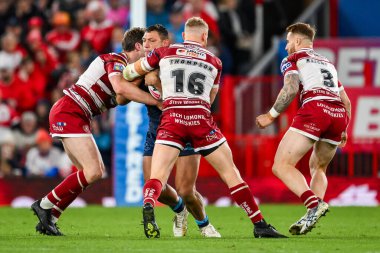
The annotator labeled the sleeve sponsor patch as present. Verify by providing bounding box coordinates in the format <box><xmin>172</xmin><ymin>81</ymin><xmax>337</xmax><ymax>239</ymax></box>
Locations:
<box><xmin>281</xmin><ymin>61</ymin><xmax>292</xmax><ymax>74</ymax></box>
<box><xmin>113</xmin><ymin>63</ymin><xmax>125</xmax><ymax>71</ymax></box>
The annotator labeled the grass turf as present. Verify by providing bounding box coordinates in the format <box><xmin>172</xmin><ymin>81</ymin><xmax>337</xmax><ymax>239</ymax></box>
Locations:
<box><xmin>0</xmin><ymin>205</ymin><xmax>379</xmax><ymax>253</ymax></box>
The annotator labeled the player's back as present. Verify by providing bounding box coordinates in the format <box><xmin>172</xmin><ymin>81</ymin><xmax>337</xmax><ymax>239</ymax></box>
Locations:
<box><xmin>64</xmin><ymin>52</ymin><xmax>128</xmax><ymax>117</ymax></box>
<box><xmin>144</xmin><ymin>41</ymin><xmax>222</xmax><ymax>110</ymax></box>
<box><xmin>281</xmin><ymin>48</ymin><xmax>342</xmax><ymax>105</ymax></box>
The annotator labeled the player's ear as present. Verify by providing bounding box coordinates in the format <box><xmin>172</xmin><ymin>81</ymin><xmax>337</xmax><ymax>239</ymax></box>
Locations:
<box><xmin>162</xmin><ymin>39</ymin><xmax>170</xmax><ymax>47</ymax></box>
<box><xmin>182</xmin><ymin>32</ymin><xmax>185</xmax><ymax>41</ymax></box>
<box><xmin>135</xmin><ymin>42</ymin><xmax>142</xmax><ymax>51</ymax></box>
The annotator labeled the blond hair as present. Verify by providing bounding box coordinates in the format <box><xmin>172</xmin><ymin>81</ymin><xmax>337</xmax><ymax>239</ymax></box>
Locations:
<box><xmin>185</xmin><ymin>17</ymin><xmax>209</xmax><ymax>34</ymax></box>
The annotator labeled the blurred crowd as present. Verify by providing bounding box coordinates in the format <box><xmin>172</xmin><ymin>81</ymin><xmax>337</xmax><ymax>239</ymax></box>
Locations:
<box><xmin>0</xmin><ymin>0</ymin><xmax>259</xmax><ymax>179</ymax></box>
<box><xmin>0</xmin><ymin>0</ymin><xmax>312</xmax><ymax>179</ymax></box>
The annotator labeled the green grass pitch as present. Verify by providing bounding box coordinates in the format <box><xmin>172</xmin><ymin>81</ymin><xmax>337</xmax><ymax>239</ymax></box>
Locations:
<box><xmin>0</xmin><ymin>205</ymin><xmax>379</xmax><ymax>253</ymax></box>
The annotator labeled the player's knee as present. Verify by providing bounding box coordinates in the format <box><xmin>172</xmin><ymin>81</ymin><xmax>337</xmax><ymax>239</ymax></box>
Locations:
<box><xmin>177</xmin><ymin>187</ymin><xmax>196</xmax><ymax>202</ymax></box>
<box><xmin>84</xmin><ymin>167</ymin><xmax>105</xmax><ymax>183</ymax></box>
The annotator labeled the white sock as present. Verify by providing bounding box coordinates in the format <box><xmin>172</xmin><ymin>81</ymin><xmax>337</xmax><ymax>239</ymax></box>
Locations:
<box><xmin>40</xmin><ymin>197</ymin><xmax>54</xmax><ymax>209</ymax></box>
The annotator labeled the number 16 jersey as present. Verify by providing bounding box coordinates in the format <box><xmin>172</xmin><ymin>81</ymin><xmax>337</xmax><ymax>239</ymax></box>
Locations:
<box><xmin>280</xmin><ymin>47</ymin><xmax>344</xmax><ymax>106</ymax></box>
<box><xmin>141</xmin><ymin>40</ymin><xmax>222</xmax><ymax>111</ymax></box>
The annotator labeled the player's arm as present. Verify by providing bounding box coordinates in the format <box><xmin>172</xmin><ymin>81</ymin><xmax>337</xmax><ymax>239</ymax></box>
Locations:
<box><xmin>110</xmin><ymin>74</ymin><xmax>159</xmax><ymax>107</ymax></box>
<box><xmin>338</xmin><ymin>88</ymin><xmax>351</xmax><ymax>148</ymax></box>
<box><xmin>210</xmin><ymin>87</ymin><xmax>219</xmax><ymax>105</ymax></box>
<box><xmin>123</xmin><ymin>58</ymin><xmax>149</xmax><ymax>81</ymax></box>
<box><xmin>256</xmin><ymin>73</ymin><xmax>299</xmax><ymax>129</ymax></box>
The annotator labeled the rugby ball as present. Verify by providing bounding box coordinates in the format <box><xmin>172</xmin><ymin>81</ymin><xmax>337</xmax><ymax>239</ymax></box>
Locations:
<box><xmin>148</xmin><ymin>85</ymin><xmax>162</xmax><ymax>100</ymax></box>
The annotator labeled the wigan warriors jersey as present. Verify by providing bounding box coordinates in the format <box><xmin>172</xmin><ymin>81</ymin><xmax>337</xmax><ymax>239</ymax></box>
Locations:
<box><xmin>141</xmin><ymin>40</ymin><xmax>222</xmax><ymax>111</ymax></box>
<box><xmin>280</xmin><ymin>48</ymin><xmax>344</xmax><ymax>105</ymax></box>
<box><xmin>64</xmin><ymin>52</ymin><xmax>128</xmax><ymax>117</ymax></box>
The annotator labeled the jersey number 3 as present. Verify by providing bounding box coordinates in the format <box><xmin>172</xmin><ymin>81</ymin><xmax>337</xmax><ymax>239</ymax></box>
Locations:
<box><xmin>171</xmin><ymin>69</ymin><xmax>205</xmax><ymax>95</ymax></box>
<box><xmin>320</xmin><ymin>68</ymin><xmax>335</xmax><ymax>88</ymax></box>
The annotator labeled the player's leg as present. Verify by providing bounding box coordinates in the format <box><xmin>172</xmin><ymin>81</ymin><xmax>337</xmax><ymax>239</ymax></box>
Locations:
<box><xmin>204</xmin><ymin>142</ymin><xmax>286</xmax><ymax>238</ymax></box>
<box><xmin>32</xmin><ymin>136</ymin><xmax>105</xmax><ymax>235</ymax></box>
<box><xmin>295</xmin><ymin>141</ymin><xmax>337</xmax><ymax>235</ymax></box>
<box><xmin>272</xmin><ymin>130</ymin><xmax>315</xmax><ymax>197</ymax></box>
<box><xmin>174</xmin><ymin>154</ymin><xmax>221</xmax><ymax>237</ymax></box>
<box><xmin>142</xmin><ymin>144</ymin><xmax>180</xmax><ymax>238</ymax></box>
<box><xmin>274</xmin><ymin>131</ymin><xmax>330</xmax><ymax>235</ymax></box>
<box><xmin>143</xmin><ymin>155</ymin><xmax>182</xmax><ymax>208</ymax></box>
<box><xmin>309</xmin><ymin>141</ymin><xmax>337</xmax><ymax>199</ymax></box>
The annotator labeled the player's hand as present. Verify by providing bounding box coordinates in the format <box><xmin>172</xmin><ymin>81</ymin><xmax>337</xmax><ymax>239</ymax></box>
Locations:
<box><xmin>338</xmin><ymin>131</ymin><xmax>348</xmax><ymax>148</ymax></box>
<box><xmin>145</xmin><ymin>70</ymin><xmax>160</xmax><ymax>86</ymax></box>
<box><xmin>256</xmin><ymin>113</ymin><xmax>275</xmax><ymax>129</ymax></box>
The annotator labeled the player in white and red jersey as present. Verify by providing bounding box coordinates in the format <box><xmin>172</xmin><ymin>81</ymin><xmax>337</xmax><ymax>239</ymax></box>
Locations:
<box><xmin>31</xmin><ymin>28</ymin><xmax>160</xmax><ymax>236</ymax></box>
<box><xmin>124</xmin><ymin>17</ymin><xmax>287</xmax><ymax>239</ymax></box>
<box><xmin>256</xmin><ymin>23</ymin><xmax>351</xmax><ymax>235</ymax></box>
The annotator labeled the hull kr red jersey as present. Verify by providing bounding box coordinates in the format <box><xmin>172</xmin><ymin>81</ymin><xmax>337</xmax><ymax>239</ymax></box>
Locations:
<box><xmin>64</xmin><ymin>52</ymin><xmax>129</xmax><ymax>117</ymax></box>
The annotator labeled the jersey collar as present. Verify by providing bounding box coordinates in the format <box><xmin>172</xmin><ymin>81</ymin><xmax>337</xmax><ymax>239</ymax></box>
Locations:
<box><xmin>183</xmin><ymin>40</ymin><xmax>203</xmax><ymax>47</ymax></box>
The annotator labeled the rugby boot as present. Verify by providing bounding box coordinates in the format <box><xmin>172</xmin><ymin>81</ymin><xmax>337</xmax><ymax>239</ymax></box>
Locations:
<box><xmin>173</xmin><ymin>208</ymin><xmax>188</xmax><ymax>237</ymax></box>
<box><xmin>200</xmin><ymin>224</ymin><xmax>221</xmax><ymax>238</ymax></box>
<box><xmin>300</xmin><ymin>200</ymin><xmax>329</xmax><ymax>235</ymax></box>
<box><xmin>254</xmin><ymin>220</ymin><xmax>288</xmax><ymax>238</ymax></box>
<box><xmin>31</xmin><ymin>200</ymin><xmax>61</xmax><ymax>236</ymax></box>
<box><xmin>142</xmin><ymin>203</ymin><xmax>160</xmax><ymax>238</ymax></box>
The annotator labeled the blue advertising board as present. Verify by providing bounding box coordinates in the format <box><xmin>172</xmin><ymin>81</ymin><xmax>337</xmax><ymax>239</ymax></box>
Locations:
<box><xmin>114</xmin><ymin>103</ymin><xmax>148</xmax><ymax>206</ymax></box>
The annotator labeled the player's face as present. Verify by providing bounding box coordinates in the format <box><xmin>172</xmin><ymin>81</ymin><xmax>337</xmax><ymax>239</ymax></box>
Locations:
<box><xmin>285</xmin><ymin>32</ymin><xmax>296</xmax><ymax>55</ymax></box>
<box><xmin>143</xmin><ymin>31</ymin><xmax>163</xmax><ymax>55</ymax></box>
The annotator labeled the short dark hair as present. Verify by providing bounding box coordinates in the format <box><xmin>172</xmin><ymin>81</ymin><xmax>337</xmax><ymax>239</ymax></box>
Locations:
<box><xmin>122</xmin><ymin>27</ymin><xmax>145</xmax><ymax>52</ymax></box>
<box><xmin>286</xmin><ymin>22</ymin><xmax>316</xmax><ymax>41</ymax></box>
<box><xmin>146</xmin><ymin>24</ymin><xmax>169</xmax><ymax>41</ymax></box>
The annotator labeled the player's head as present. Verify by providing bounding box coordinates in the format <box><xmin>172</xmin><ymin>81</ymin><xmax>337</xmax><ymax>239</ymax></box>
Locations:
<box><xmin>285</xmin><ymin>22</ymin><xmax>316</xmax><ymax>55</ymax></box>
<box><xmin>122</xmin><ymin>27</ymin><xmax>145</xmax><ymax>61</ymax></box>
<box><xmin>183</xmin><ymin>17</ymin><xmax>209</xmax><ymax>47</ymax></box>
<box><xmin>143</xmin><ymin>24</ymin><xmax>170</xmax><ymax>55</ymax></box>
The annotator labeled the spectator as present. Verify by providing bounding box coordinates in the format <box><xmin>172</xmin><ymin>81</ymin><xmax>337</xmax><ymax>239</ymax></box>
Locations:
<box><xmin>0</xmin><ymin>33</ymin><xmax>24</xmax><ymax>72</ymax></box>
<box><xmin>0</xmin><ymin>66</ymin><xmax>17</xmax><ymax>108</ymax></box>
<box><xmin>183</xmin><ymin>0</ymin><xmax>220</xmax><ymax>39</ymax></box>
<box><xmin>46</xmin><ymin>12</ymin><xmax>80</xmax><ymax>63</ymax></box>
<box><xmin>25</xmin><ymin>129</ymin><xmax>63</xmax><ymax>177</ymax></box>
<box><xmin>0</xmin><ymin>90</ymin><xmax>19</xmax><ymax>144</ymax></box>
<box><xmin>12</xmin><ymin>57</ymin><xmax>44</xmax><ymax>111</ymax></box>
<box><xmin>0</xmin><ymin>130</ymin><xmax>22</xmax><ymax>177</ymax></box>
<box><xmin>146</xmin><ymin>0</ymin><xmax>170</xmax><ymax>27</ymax></box>
<box><xmin>106</xmin><ymin>0</ymin><xmax>129</xmax><ymax>28</ymax></box>
<box><xmin>0</xmin><ymin>0</ymin><xmax>12</xmax><ymax>35</ymax></box>
<box><xmin>35</xmin><ymin>99</ymin><xmax>51</xmax><ymax>130</ymax></box>
<box><xmin>167</xmin><ymin>2</ymin><xmax>185</xmax><ymax>43</ymax></box>
<box><xmin>13</xmin><ymin>111</ymin><xmax>38</xmax><ymax>154</ymax></box>
<box><xmin>81</xmin><ymin>0</ymin><xmax>114</xmax><ymax>54</ymax></box>
<box><xmin>217</xmin><ymin>0</ymin><xmax>256</xmax><ymax>74</ymax></box>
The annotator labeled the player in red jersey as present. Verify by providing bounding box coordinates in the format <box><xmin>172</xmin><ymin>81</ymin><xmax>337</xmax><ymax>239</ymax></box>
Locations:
<box><xmin>31</xmin><ymin>27</ymin><xmax>160</xmax><ymax>236</ymax></box>
<box><xmin>141</xmin><ymin>24</ymin><xmax>220</xmax><ymax>237</ymax></box>
<box><xmin>256</xmin><ymin>23</ymin><xmax>351</xmax><ymax>235</ymax></box>
<box><xmin>124</xmin><ymin>17</ymin><xmax>287</xmax><ymax>239</ymax></box>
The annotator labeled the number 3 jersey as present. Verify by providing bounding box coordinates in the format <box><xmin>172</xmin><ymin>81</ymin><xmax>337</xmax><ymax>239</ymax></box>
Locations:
<box><xmin>141</xmin><ymin>40</ymin><xmax>222</xmax><ymax>111</ymax></box>
<box><xmin>281</xmin><ymin>48</ymin><xmax>344</xmax><ymax>106</ymax></box>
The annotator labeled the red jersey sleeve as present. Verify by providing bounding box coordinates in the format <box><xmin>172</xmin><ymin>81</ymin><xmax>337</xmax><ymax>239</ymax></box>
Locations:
<box><xmin>103</xmin><ymin>54</ymin><xmax>127</xmax><ymax>78</ymax></box>
<box><xmin>280</xmin><ymin>55</ymin><xmax>298</xmax><ymax>76</ymax></box>
<box><xmin>142</xmin><ymin>47</ymin><xmax>168</xmax><ymax>71</ymax></box>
